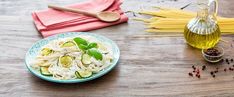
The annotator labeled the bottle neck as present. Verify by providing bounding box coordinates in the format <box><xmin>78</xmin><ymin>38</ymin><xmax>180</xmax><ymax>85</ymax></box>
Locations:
<box><xmin>197</xmin><ymin>8</ymin><xmax>209</xmax><ymax>20</ymax></box>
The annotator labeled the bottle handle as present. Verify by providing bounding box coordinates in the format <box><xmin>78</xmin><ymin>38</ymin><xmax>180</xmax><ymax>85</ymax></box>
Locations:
<box><xmin>208</xmin><ymin>0</ymin><xmax>218</xmax><ymax>17</ymax></box>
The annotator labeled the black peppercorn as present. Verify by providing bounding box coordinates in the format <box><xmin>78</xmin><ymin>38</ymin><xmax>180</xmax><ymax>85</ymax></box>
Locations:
<box><xmin>202</xmin><ymin>65</ymin><xmax>206</xmax><ymax>71</ymax></box>
<box><xmin>220</xmin><ymin>59</ymin><xmax>224</xmax><ymax>62</ymax></box>
<box><xmin>212</xmin><ymin>75</ymin><xmax>216</xmax><ymax>78</ymax></box>
<box><xmin>188</xmin><ymin>72</ymin><xmax>193</xmax><ymax>77</ymax></box>
<box><xmin>197</xmin><ymin>75</ymin><xmax>201</xmax><ymax>78</ymax></box>
<box><xmin>224</xmin><ymin>68</ymin><xmax>227</xmax><ymax>72</ymax></box>
<box><xmin>210</xmin><ymin>71</ymin><xmax>214</xmax><ymax>75</ymax></box>
<box><xmin>192</xmin><ymin>65</ymin><xmax>196</xmax><ymax>70</ymax></box>
<box><xmin>226</xmin><ymin>59</ymin><xmax>229</xmax><ymax>62</ymax></box>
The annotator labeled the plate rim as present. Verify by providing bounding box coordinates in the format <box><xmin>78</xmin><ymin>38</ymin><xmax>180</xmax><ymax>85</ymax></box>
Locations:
<box><xmin>25</xmin><ymin>32</ymin><xmax>120</xmax><ymax>83</ymax></box>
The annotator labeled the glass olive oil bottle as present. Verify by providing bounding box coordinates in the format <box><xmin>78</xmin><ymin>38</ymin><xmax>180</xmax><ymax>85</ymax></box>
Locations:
<box><xmin>184</xmin><ymin>0</ymin><xmax>221</xmax><ymax>49</ymax></box>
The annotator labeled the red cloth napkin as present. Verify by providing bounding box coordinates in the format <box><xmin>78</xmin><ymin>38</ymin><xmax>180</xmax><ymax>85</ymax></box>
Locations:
<box><xmin>32</xmin><ymin>0</ymin><xmax>128</xmax><ymax>37</ymax></box>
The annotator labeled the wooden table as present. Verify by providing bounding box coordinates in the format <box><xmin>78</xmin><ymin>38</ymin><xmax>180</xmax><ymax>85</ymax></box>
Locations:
<box><xmin>1</xmin><ymin>0</ymin><xmax>234</xmax><ymax>97</ymax></box>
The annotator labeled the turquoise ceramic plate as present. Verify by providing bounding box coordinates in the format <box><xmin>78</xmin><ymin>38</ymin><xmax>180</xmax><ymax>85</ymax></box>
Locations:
<box><xmin>25</xmin><ymin>32</ymin><xmax>120</xmax><ymax>83</ymax></box>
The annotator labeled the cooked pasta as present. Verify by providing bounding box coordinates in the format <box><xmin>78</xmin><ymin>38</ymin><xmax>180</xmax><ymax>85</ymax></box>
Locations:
<box><xmin>31</xmin><ymin>36</ymin><xmax>113</xmax><ymax>80</ymax></box>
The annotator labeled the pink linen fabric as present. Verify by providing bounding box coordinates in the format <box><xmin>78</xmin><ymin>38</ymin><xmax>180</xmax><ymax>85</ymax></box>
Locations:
<box><xmin>32</xmin><ymin>0</ymin><xmax>128</xmax><ymax>37</ymax></box>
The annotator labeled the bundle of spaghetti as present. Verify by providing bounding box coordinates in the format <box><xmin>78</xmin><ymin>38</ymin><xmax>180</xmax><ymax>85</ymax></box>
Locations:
<box><xmin>134</xmin><ymin>7</ymin><xmax>234</xmax><ymax>34</ymax></box>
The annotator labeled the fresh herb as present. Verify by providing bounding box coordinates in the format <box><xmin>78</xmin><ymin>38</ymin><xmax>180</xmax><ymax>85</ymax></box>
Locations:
<box><xmin>88</xmin><ymin>49</ymin><xmax>103</xmax><ymax>60</ymax></box>
<box><xmin>73</xmin><ymin>37</ymin><xmax>103</xmax><ymax>60</ymax></box>
<box><xmin>73</xmin><ymin>37</ymin><xmax>88</xmax><ymax>46</ymax></box>
<box><xmin>87</xmin><ymin>43</ymin><xmax>97</xmax><ymax>49</ymax></box>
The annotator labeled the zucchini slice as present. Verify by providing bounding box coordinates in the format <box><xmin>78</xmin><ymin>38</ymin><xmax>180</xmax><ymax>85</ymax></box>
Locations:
<box><xmin>77</xmin><ymin>70</ymin><xmax>92</xmax><ymax>78</ymax></box>
<box><xmin>41</xmin><ymin>48</ymin><xmax>53</xmax><ymax>56</ymax></box>
<box><xmin>61</xmin><ymin>41</ymin><xmax>75</xmax><ymax>47</ymax></box>
<box><xmin>40</xmin><ymin>67</ymin><xmax>52</xmax><ymax>76</ymax></box>
<box><xmin>59</xmin><ymin>55</ymin><xmax>73</xmax><ymax>68</ymax></box>
<box><xmin>82</xmin><ymin>54</ymin><xmax>91</xmax><ymax>65</ymax></box>
<box><xmin>75</xmin><ymin>71</ymin><xmax>82</xmax><ymax>79</ymax></box>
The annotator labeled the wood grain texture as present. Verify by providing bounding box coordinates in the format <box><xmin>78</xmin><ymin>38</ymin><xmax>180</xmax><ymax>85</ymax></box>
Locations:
<box><xmin>0</xmin><ymin>0</ymin><xmax>234</xmax><ymax>97</ymax></box>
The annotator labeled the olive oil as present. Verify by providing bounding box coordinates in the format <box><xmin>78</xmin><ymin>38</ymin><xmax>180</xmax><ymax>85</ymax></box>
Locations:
<box><xmin>184</xmin><ymin>25</ymin><xmax>221</xmax><ymax>49</ymax></box>
<box><xmin>184</xmin><ymin>0</ymin><xmax>221</xmax><ymax>49</ymax></box>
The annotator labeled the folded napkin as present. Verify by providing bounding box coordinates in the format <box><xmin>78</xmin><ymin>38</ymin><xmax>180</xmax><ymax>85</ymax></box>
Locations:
<box><xmin>32</xmin><ymin>0</ymin><xmax>128</xmax><ymax>37</ymax></box>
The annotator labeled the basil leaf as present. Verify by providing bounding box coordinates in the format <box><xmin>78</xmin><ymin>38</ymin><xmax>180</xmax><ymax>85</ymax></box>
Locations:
<box><xmin>79</xmin><ymin>44</ymin><xmax>88</xmax><ymax>51</ymax></box>
<box><xmin>73</xmin><ymin>37</ymin><xmax>88</xmax><ymax>46</ymax></box>
<box><xmin>88</xmin><ymin>49</ymin><xmax>103</xmax><ymax>60</ymax></box>
<box><xmin>87</xmin><ymin>43</ymin><xmax>97</xmax><ymax>49</ymax></box>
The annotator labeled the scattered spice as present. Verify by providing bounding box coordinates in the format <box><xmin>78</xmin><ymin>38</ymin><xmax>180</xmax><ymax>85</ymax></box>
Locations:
<box><xmin>196</xmin><ymin>69</ymin><xmax>200</xmax><ymax>73</ymax></box>
<box><xmin>224</xmin><ymin>68</ymin><xmax>227</xmax><ymax>72</ymax></box>
<box><xmin>197</xmin><ymin>75</ymin><xmax>201</xmax><ymax>78</ymax></box>
<box><xmin>229</xmin><ymin>67</ymin><xmax>232</xmax><ymax>70</ymax></box>
<box><xmin>192</xmin><ymin>65</ymin><xmax>196</xmax><ymax>70</ymax></box>
<box><xmin>212</xmin><ymin>75</ymin><xmax>216</xmax><ymax>78</ymax></box>
<box><xmin>210</xmin><ymin>71</ymin><xmax>214</xmax><ymax>75</ymax></box>
<box><xmin>226</xmin><ymin>59</ymin><xmax>229</xmax><ymax>63</ymax></box>
<box><xmin>220</xmin><ymin>59</ymin><xmax>224</xmax><ymax>62</ymax></box>
<box><xmin>202</xmin><ymin>65</ymin><xmax>206</xmax><ymax>71</ymax></box>
<box><xmin>188</xmin><ymin>60</ymin><xmax>234</xmax><ymax>79</ymax></box>
<box><xmin>231</xmin><ymin>59</ymin><xmax>233</xmax><ymax>62</ymax></box>
<box><xmin>188</xmin><ymin>72</ymin><xmax>193</xmax><ymax>77</ymax></box>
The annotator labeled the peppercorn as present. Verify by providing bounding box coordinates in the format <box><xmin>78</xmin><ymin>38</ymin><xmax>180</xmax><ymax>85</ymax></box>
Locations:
<box><xmin>210</xmin><ymin>71</ymin><xmax>214</xmax><ymax>75</ymax></box>
<box><xmin>226</xmin><ymin>59</ymin><xmax>229</xmax><ymax>63</ymax></box>
<box><xmin>188</xmin><ymin>72</ymin><xmax>193</xmax><ymax>77</ymax></box>
<box><xmin>192</xmin><ymin>65</ymin><xmax>196</xmax><ymax>70</ymax></box>
<box><xmin>197</xmin><ymin>75</ymin><xmax>201</xmax><ymax>78</ymax></box>
<box><xmin>205</xmin><ymin>48</ymin><xmax>221</xmax><ymax>56</ymax></box>
<box><xmin>212</xmin><ymin>75</ymin><xmax>216</xmax><ymax>78</ymax></box>
<box><xmin>224</xmin><ymin>68</ymin><xmax>227</xmax><ymax>72</ymax></box>
<box><xmin>220</xmin><ymin>59</ymin><xmax>224</xmax><ymax>62</ymax></box>
<box><xmin>231</xmin><ymin>59</ymin><xmax>233</xmax><ymax>62</ymax></box>
<box><xmin>229</xmin><ymin>67</ymin><xmax>233</xmax><ymax>71</ymax></box>
<box><xmin>202</xmin><ymin>65</ymin><xmax>206</xmax><ymax>71</ymax></box>
<box><xmin>196</xmin><ymin>69</ymin><xmax>200</xmax><ymax>73</ymax></box>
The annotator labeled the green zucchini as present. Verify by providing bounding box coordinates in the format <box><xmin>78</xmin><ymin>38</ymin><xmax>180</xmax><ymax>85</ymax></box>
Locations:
<box><xmin>77</xmin><ymin>70</ymin><xmax>92</xmax><ymax>78</ymax></box>
<box><xmin>61</xmin><ymin>41</ymin><xmax>75</xmax><ymax>47</ymax></box>
<box><xmin>82</xmin><ymin>54</ymin><xmax>91</xmax><ymax>65</ymax></box>
<box><xmin>59</xmin><ymin>55</ymin><xmax>73</xmax><ymax>68</ymax></box>
<box><xmin>41</xmin><ymin>48</ymin><xmax>53</xmax><ymax>56</ymax></box>
<box><xmin>40</xmin><ymin>67</ymin><xmax>52</xmax><ymax>76</ymax></box>
<box><xmin>75</xmin><ymin>71</ymin><xmax>82</xmax><ymax>79</ymax></box>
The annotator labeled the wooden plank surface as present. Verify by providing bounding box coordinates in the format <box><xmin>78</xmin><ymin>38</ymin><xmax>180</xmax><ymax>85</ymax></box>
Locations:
<box><xmin>0</xmin><ymin>0</ymin><xmax>234</xmax><ymax>97</ymax></box>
